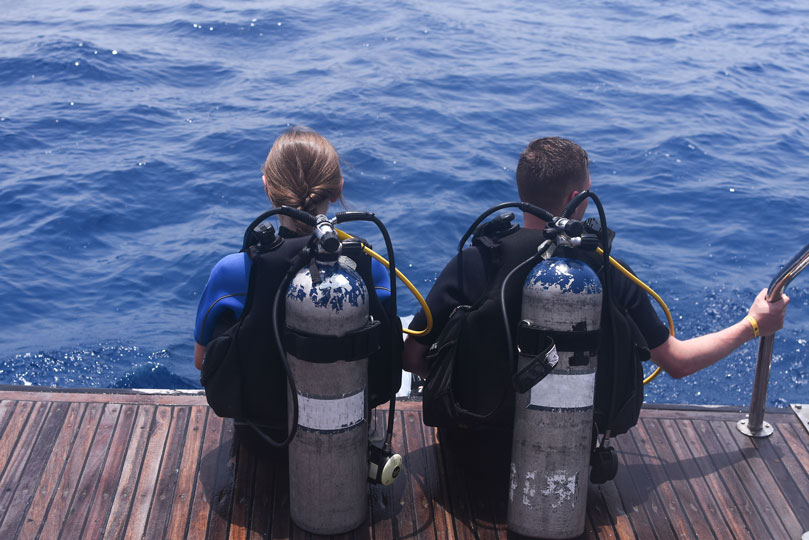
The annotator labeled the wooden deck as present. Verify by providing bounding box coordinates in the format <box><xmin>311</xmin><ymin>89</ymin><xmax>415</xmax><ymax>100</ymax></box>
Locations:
<box><xmin>0</xmin><ymin>387</ymin><xmax>806</xmax><ymax>539</ymax></box>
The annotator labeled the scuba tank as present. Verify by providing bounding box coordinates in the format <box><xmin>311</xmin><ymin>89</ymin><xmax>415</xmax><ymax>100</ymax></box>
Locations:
<box><xmin>272</xmin><ymin>211</ymin><xmax>401</xmax><ymax>535</ymax></box>
<box><xmin>285</xmin><ymin>217</ymin><xmax>372</xmax><ymax>533</ymax></box>
<box><xmin>509</xmin><ymin>255</ymin><xmax>602</xmax><ymax>538</ymax></box>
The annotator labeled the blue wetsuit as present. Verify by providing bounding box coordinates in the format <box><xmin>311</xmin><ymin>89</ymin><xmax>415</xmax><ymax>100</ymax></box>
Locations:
<box><xmin>194</xmin><ymin>240</ymin><xmax>392</xmax><ymax>345</ymax></box>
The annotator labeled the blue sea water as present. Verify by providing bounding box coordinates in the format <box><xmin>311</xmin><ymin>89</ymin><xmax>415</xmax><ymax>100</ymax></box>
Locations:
<box><xmin>1</xmin><ymin>1</ymin><xmax>808</xmax><ymax>407</ymax></box>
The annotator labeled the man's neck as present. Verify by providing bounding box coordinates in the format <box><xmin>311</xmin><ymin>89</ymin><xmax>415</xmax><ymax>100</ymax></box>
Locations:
<box><xmin>523</xmin><ymin>213</ymin><xmax>547</xmax><ymax>231</ymax></box>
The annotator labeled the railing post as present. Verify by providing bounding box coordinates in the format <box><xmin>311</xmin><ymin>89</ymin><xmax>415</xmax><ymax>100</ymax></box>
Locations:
<box><xmin>738</xmin><ymin>241</ymin><xmax>809</xmax><ymax>438</ymax></box>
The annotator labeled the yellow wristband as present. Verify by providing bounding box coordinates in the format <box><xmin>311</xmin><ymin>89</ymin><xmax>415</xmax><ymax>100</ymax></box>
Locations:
<box><xmin>745</xmin><ymin>315</ymin><xmax>759</xmax><ymax>338</ymax></box>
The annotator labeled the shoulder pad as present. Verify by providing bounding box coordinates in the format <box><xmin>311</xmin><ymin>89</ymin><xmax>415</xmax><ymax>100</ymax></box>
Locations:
<box><xmin>242</xmin><ymin>222</ymin><xmax>284</xmax><ymax>253</ymax></box>
<box><xmin>471</xmin><ymin>212</ymin><xmax>520</xmax><ymax>247</ymax></box>
<box><xmin>583</xmin><ymin>218</ymin><xmax>616</xmax><ymax>249</ymax></box>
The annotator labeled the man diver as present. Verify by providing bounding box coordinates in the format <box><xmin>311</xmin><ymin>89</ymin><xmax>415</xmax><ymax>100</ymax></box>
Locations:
<box><xmin>402</xmin><ymin>137</ymin><xmax>789</xmax><ymax>446</ymax></box>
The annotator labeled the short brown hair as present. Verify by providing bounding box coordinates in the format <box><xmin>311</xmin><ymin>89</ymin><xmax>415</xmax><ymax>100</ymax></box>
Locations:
<box><xmin>262</xmin><ymin>127</ymin><xmax>344</xmax><ymax>234</ymax></box>
<box><xmin>515</xmin><ymin>137</ymin><xmax>589</xmax><ymax>214</ymax></box>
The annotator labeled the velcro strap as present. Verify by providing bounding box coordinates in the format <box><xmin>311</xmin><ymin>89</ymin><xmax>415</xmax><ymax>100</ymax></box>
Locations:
<box><xmin>512</xmin><ymin>334</ymin><xmax>558</xmax><ymax>393</ymax></box>
<box><xmin>517</xmin><ymin>321</ymin><xmax>599</xmax><ymax>355</ymax></box>
<box><xmin>284</xmin><ymin>320</ymin><xmax>382</xmax><ymax>363</ymax></box>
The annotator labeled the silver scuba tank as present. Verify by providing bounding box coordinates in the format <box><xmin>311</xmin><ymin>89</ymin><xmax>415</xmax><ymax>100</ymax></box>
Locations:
<box><xmin>285</xmin><ymin>249</ymin><xmax>371</xmax><ymax>534</ymax></box>
<box><xmin>508</xmin><ymin>256</ymin><xmax>602</xmax><ymax>539</ymax></box>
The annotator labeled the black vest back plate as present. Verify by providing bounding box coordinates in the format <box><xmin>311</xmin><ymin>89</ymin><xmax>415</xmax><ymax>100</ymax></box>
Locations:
<box><xmin>200</xmin><ymin>235</ymin><xmax>402</xmax><ymax>430</ymax></box>
<box><xmin>423</xmin><ymin>227</ymin><xmax>648</xmax><ymax>436</ymax></box>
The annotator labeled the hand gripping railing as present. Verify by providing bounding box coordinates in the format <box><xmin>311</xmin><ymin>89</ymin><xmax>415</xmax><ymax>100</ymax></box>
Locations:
<box><xmin>737</xmin><ymin>241</ymin><xmax>809</xmax><ymax>438</ymax></box>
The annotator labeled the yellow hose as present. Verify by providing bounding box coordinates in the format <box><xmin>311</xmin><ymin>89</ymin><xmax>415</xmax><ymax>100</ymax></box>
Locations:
<box><xmin>336</xmin><ymin>229</ymin><xmax>433</xmax><ymax>336</ymax></box>
<box><xmin>597</xmin><ymin>247</ymin><xmax>673</xmax><ymax>385</ymax></box>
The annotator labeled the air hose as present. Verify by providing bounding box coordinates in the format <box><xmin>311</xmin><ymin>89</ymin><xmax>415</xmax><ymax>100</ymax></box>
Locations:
<box><xmin>596</xmin><ymin>248</ymin><xmax>672</xmax><ymax>384</ymax></box>
<box><xmin>335</xmin><ymin>228</ymin><xmax>433</xmax><ymax>337</ymax></box>
<box><xmin>561</xmin><ymin>191</ymin><xmax>673</xmax><ymax>385</ymax></box>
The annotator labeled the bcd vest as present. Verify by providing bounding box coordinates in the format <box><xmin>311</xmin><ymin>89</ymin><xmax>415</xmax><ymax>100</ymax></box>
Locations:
<box><xmin>200</xmin><ymin>233</ymin><xmax>402</xmax><ymax>433</ymax></box>
<box><xmin>422</xmin><ymin>225</ymin><xmax>649</xmax><ymax>436</ymax></box>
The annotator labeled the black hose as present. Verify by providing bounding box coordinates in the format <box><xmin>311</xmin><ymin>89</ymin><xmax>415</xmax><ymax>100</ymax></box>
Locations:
<box><xmin>336</xmin><ymin>211</ymin><xmax>399</xmax><ymax>450</ymax></box>
<box><xmin>455</xmin><ymin>201</ymin><xmax>554</xmax><ymax>294</ymax></box>
<box><xmin>500</xmin><ymin>244</ymin><xmax>553</xmax><ymax>373</ymax></box>
<box><xmin>241</xmin><ymin>206</ymin><xmax>317</xmax><ymax>251</ymax></box>
<box><xmin>250</xmin><ymin>240</ymin><xmax>316</xmax><ymax>448</ymax></box>
<box><xmin>457</xmin><ymin>202</ymin><xmax>554</xmax><ymax>252</ymax></box>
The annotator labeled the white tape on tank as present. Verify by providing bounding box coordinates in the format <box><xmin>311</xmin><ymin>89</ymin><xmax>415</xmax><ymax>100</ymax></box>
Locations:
<box><xmin>297</xmin><ymin>390</ymin><xmax>366</xmax><ymax>431</ymax></box>
<box><xmin>529</xmin><ymin>372</ymin><xmax>596</xmax><ymax>410</ymax></box>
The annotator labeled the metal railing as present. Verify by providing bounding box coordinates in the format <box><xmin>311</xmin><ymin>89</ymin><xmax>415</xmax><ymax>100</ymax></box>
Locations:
<box><xmin>738</xmin><ymin>241</ymin><xmax>809</xmax><ymax>438</ymax></box>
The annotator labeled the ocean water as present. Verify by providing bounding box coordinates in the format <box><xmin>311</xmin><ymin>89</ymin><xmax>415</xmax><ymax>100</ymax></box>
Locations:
<box><xmin>1</xmin><ymin>0</ymin><xmax>808</xmax><ymax>407</ymax></box>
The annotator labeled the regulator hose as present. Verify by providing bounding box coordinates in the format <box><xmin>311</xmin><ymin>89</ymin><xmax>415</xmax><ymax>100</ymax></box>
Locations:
<box><xmin>334</xmin><ymin>211</ymin><xmax>400</xmax><ymax>451</ymax></box>
<box><xmin>335</xmin><ymin>228</ymin><xmax>433</xmax><ymax>337</ymax></box>
<box><xmin>562</xmin><ymin>192</ymin><xmax>672</xmax><ymax>385</ymax></box>
<box><xmin>596</xmin><ymin>249</ymin><xmax>672</xmax><ymax>385</ymax></box>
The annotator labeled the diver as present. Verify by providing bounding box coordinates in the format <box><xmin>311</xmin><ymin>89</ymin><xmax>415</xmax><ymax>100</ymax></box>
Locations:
<box><xmin>401</xmin><ymin>136</ymin><xmax>789</xmax><ymax>487</ymax></box>
<box><xmin>193</xmin><ymin>126</ymin><xmax>390</xmax><ymax>368</ymax></box>
<box><xmin>192</xmin><ymin>126</ymin><xmax>399</xmax><ymax>444</ymax></box>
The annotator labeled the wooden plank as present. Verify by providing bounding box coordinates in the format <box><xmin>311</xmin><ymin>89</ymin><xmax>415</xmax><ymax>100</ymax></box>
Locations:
<box><xmin>246</xmin><ymin>441</ymin><xmax>278</xmax><ymax>540</ymax></box>
<box><xmin>205</xmin><ymin>418</ymin><xmax>237</xmax><ymax>539</ymax></box>
<box><xmin>0</xmin><ymin>400</ymin><xmax>20</xmax><ymax>445</ymax></box>
<box><xmin>585</xmin><ymin>485</ymin><xmax>617</xmax><ymax>540</ymax></box>
<box><xmin>652</xmin><ymin>418</ymin><xmax>722</xmax><ymax>539</ymax></box>
<box><xmin>461</xmin><ymin>428</ymin><xmax>507</xmax><ymax>540</ymax></box>
<box><xmin>723</xmin><ymin>420</ymin><xmax>804</xmax><ymax>538</ymax></box>
<box><xmin>632</xmin><ymin>418</ymin><xmax>697</xmax><ymax>538</ymax></box>
<box><xmin>623</xmin><ymin>424</ymin><xmax>678</xmax><ymax>540</ymax></box>
<box><xmin>589</xmin><ymin>477</ymin><xmax>634</xmax><ymax>539</ymax></box>
<box><xmin>391</xmin><ymin>411</ymin><xmax>421</xmax><ymax>538</ymax></box>
<box><xmin>436</xmin><ymin>428</ymin><xmax>487</xmax><ymax>540</ymax></box>
<box><xmin>777</xmin><ymin>422</ymin><xmax>809</xmax><ymax>491</ymax></box>
<box><xmin>17</xmin><ymin>402</ymin><xmax>86</xmax><ymax>540</ymax></box>
<box><xmin>0</xmin><ymin>400</ymin><xmax>61</xmax><ymax>538</ymax></box>
<box><xmin>777</xmin><ymin>422</ymin><xmax>809</xmax><ymax>533</ymax></box>
<box><xmin>102</xmin><ymin>405</ymin><xmax>156</xmax><ymax>540</ymax></box>
<box><xmin>227</xmin><ymin>439</ymin><xmax>257</xmax><ymax>540</ymax></box>
<box><xmin>39</xmin><ymin>402</ymin><xmax>104</xmax><ymax>539</ymax></box>
<box><xmin>144</xmin><ymin>406</ymin><xmax>191</xmax><ymax>539</ymax></box>
<box><xmin>748</xmin><ymin>420</ymin><xmax>809</xmax><ymax>530</ymax></box>
<box><xmin>82</xmin><ymin>403</ymin><xmax>138</xmax><ymax>540</ymax></box>
<box><xmin>165</xmin><ymin>406</ymin><xmax>209</xmax><ymax>539</ymax></box>
<box><xmin>0</xmin><ymin>391</ymin><xmax>807</xmax><ymax>540</ymax></box>
<box><xmin>269</xmin><ymin>447</ymin><xmax>291</xmax><ymax>540</ymax></box>
<box><xmin>60</xmin><ymin>403</ymin><xmax>123</xmax><ymax>538</ymax></box>
<box><xmin>0</xmin><ymin>401</ymin><xmax>51</xmax><ymax>502</ymax></box>
<box><xmin>693</xmin><ymin>419</ymin><xmax>773</xmax><ymax>539</ymax></box>
<box><xmin>677</xmin><ymin>418</ymin><xmax>751</xmax><ymax>539</ymax></box>
<box><xmin>369</xmin><ymin>409</ymin><xmax>396</xmax><ymax>540</ymax></box>
<box><xmin>124</xmin><ymin>405</ymin><xmax>174</xmax><ymax>540</ymax></box>
<box><xmin>608</xmin><ymin>434</ymin><xmax>657</xmax><ymax>540</ymax></box>
<box><xmin>0</xmin><ymin>400</ymin><xmax>33</xmax><ymax>480</ymax></box>
<box><xmin>421</xmin><ymin>419</ymin><xmax>454</xmax><ymax>540</ymax></box>
<box><xmin>0</xmin><ymin>388</ymin><xmax>207</xmax><ymax>406</ymax></box>
<box><xmin>712</xmin><ymin>419</ymin><xmax>790</xmax><ymax>538</ymax></box>
<box><xmin>408</xmin><ymin>411</ymin><xmax>452</xmax><ymax>538</ymax></box>
<box><xmin>186</xmin><ymin>412</ymin><xmax>225</xmax><ymax>539</ymax></box>
<box><xmin>640</xmin><ymin>418</ymin><xmax>707</xmax><ymax>538</ymax></box>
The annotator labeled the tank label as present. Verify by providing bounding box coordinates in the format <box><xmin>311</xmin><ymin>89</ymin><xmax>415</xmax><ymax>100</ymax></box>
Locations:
<box><xmin>297</xmin><ymin>390</ymin><xmax>366</xmax><ymax>432</ymax></box>
<box><xmin>528</xmin><ymin>372</ymin><xmax>595</xmax><ymax>410</ymax></box>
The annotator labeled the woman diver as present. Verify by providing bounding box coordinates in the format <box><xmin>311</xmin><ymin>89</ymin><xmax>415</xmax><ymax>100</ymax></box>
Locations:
<box><xmin>192</xmin><ymin>126</ymin><xmax>391</xmax><ymax>370</ymax></box>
